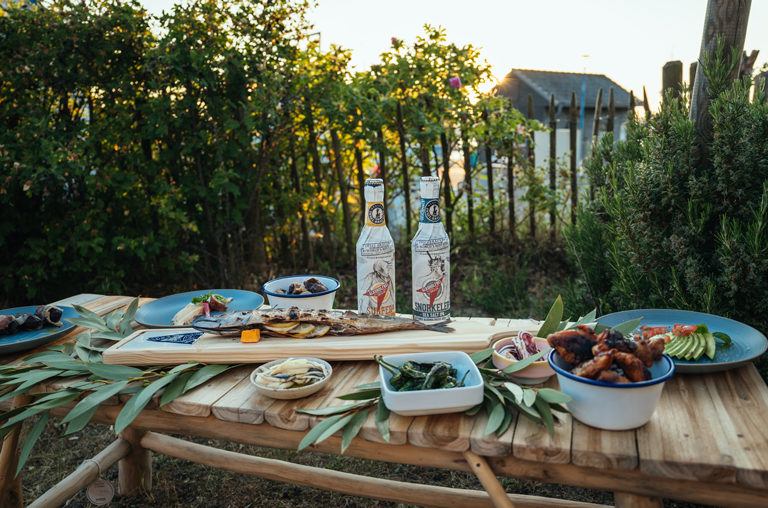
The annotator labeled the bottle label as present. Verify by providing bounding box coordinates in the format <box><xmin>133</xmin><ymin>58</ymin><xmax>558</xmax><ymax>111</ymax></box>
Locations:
<box><xmin>412</xmin><ymin>237</ymin><xmax>450</xmax><ymax>321</ymax></box>
<box><xmin>365</xmin><ymin>202</ymin><xmax>386</xmax><ymax>227</ymax></box>
<box><xmin>419</xmin><ymin>198</ymin><xmax>441</xmax><ymax>223</ymax></box>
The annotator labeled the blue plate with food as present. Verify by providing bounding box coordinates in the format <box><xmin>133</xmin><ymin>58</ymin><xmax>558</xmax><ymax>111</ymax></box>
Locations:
<box><xmin>596</xmin><ymin>309</ymin><xmax>768</xmax><ymax>374</ymax></box>
<box><xmin>0</xmin><ymin>305</ymin><xmax>79</xmax><ymax>354</ymax></box>
<box><xmin>134</xmin><ymin>289</ymin><xmax>264</xmax><ymax>329</ymax></box>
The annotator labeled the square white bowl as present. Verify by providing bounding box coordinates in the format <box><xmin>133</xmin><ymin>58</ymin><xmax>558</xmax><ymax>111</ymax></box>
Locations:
<box><xmin>379</xmin><ymin>351</ymin><xmax>484</xmax><ymax>416</ymax></box>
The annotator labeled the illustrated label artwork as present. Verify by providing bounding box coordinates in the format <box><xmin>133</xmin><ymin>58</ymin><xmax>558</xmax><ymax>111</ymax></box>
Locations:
<box><xmin>357</xmin><ymin>179</ymin><xmax>396</xmax><ymax>316</ymax></box>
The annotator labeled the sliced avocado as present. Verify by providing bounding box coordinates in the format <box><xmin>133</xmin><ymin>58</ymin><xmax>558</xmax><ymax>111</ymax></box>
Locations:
<box><xmin>680</xmin><ymin>336</ymin><xmax>698</xmax><ymax>360</ymax></box>
<box><xmin>683</xmin><ymin>335</ymin><xmax>697</xmax><ymax>360</ymax></box>
<box><xmin>704</xmin><ymin>333</ymin><xmax>717</xmax><ymax>360</ymax></box>
<box><xmin>692</xmin><ymin>334</ymin><xmax>707</xmax><ymax>361</ymax></box>
<box><xmin>668</xmin><ymin>336</ymin><xmax>688</xmax><ymax>358</ymax></box>
<box><xmin>665</xmin><ymin>337</ymin><xmax>684</xmax><ymax>356</ymax></box>
<box><xmin>687</xmin><ymin>335</ymin><xmax>705</xmax><ymax>360</ymax></box>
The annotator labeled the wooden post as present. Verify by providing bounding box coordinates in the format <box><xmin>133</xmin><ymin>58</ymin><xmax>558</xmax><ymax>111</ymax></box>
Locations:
<box><xmin>331</xmin><ymin>129</ymin><xmax>353</xmax><ymax>259</ymax></box>
<box><xmin>689</xmin><ymin>0</ymin><xmax>752</xmax><ymax>171</ymax></box>
<box><xmin>614</xmin><ymin>492</ymin><xmax>663</xmax><ymax>508</ymax></box>
<box><xmin>642</xmin><ymin>86</ymin><xmax>651</xmax><ymax>118</ymax></box>
<box><xmin>440</xmin><ymin>132</ymin><xmax>453</xmax><ymax>238</ymax></box>
<box><xmin>396</xmin><ymin>101</ymin><xmax>412</xmax><ymax>237</ymax></box>
<box><xmin>629</xmin><ymin>90</ymin><xmax>636</xmax><ymax>119</ymax></box>
<box><xmin>507</xmin><ymin>145</ymin><xmax>516</xmax><ymax>246</ymax></box>
<box><xmin>590</xmin><ymin>88</ymin><xmax>602</xmax><ymax>200</ymax></box>
<box><xmin>0</xmin><ymin>394</ymin><xmax>32</xmax><ymax>508</ymax></box>
<box><xmin>463</xmin><ymin>450</ymin><xmax>516</xmax><ymax>508</ymax></box>
<box><xmin>662</xmin><ymin>61</ymin><xmax>684</xmax><ymax>106</ymax></box>
<box><xmin>569</xmin><ymin>92</ymin><xmax>578</xmax><ymax>224</ymax></box>
<box><xmin>119</xmin><ymin>428</ymin><xmax>152</xmax><ymax>496</ymax></box>
<box><xmin>483</xmin><ymin>111</ymin><xmax>496</xmax><ymax>235</ymax></box>
<box><xmin>526</xmin><ymin>94</ymin><xmax>536</xmax><ymax>241</ymax></box>
<box><xmin>606</xmin><ymin>88</ymin><xmax>615</xmax><ymax>138</ymax></box>
<box><xmin>355</xmin><ymin>143</ymin><xmax>366</xmax><ymax>228</ymax></box>
<box><xmin>462</xmin><ymin>134</ymin><xmax>475</xmax><ymax>238</ymax></box>
<box><xmin>376</xmin><ymin>129</ymin><xmax>389</xmax><ymax>225</ymax></box>
<box><xmin>548</xmin><ymin>94</ymin><xmax>557</xmax><ymax>239</ymax></box>
<box><xmin>689</xmin><ymin>62</ymin><xmax>698</xmax><ymax>91</ymax></box>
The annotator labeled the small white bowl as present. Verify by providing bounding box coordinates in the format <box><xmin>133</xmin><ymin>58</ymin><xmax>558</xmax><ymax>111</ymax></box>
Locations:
<box><xmin>379</xmin><ymin>351</ymin><xmax>484</xmax><ymax>416</ymax></box>
<box><xmin>492</xmin><ymin>334</ymin><xmax>555</xmax><ymax>385</ymax></box>
<box><xmin>250</xmin><ymin>357</ymin><xmax>333</xmax><ymax>400</ymax></box>
<box><xmin>261</xmin><ymin>275</ymin><xmax>339</xmax><ymax>310</ymax></box>
<box><xmin>547</xmin><ymin>350</ymin><xmax>675</xmax><ymax>430</ymax></box>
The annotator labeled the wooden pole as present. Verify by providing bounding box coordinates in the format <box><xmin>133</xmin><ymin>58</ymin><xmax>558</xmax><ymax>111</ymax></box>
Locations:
<box><xmin>27</xmin><ymin>438</ymin><xmax>130</xmax><ymax>508</ymax></box>
<box><xmin>628</xmin><ymin>91</ymin><xmax>636</xmax><ymax>119</ymax></box>
<box><xmin>526</xmin><ymin>94</ymin><xmax>536</xmax><ymax>241</ymax></box>
<box><xmin>118</xmin><ymin>428</ymin><xmax>152</xmax><ymax>497</ymax></box>
<box><xmin>0</xmin><ymin>394</ymin><xmax>32</xmax><ymax>508</ymax></box>
<box><xmin>590</xmin><ymin>88</ymin><xmax>602</xmax><ymax>200</ymax></box>
<box><xmin>642</xmin><ymin>86</ymin><xmax>651</xmax><ymax>118</ymax></box>
<box><xmin>548</xmin><ymin>94</ymin><xmax>557</xmax><ymax>239</ymax></box>
<box><xmin>507</xmin><ymin>145</ymin><xmax>516</xmax><ymax>246</ymax></box>
<box><xmin>569</xmin><ymin>92</ymin><xmax>578</xmax><ymax>224</ymax></box>
<box><xmin>463</xmin><ymin>449</ymin><xmax>516</xmax><ymax>508</ymax></box>
<box><xmin>484</xmin><ymin>111</ymin><xmax>496</xmax><ymax>235</ymax></box>
<box><xmin>606</xmin><ymin>88</ymin><xmax>615</xmax><ymax>136</ymax></box>
<box><xmin>355</xmin><ymin>143</ymin><xmax>366</xmax><ymax>228</ymax></box>
<box><xmin>440</xmin><ymin>132</ymin><xmax>453</xmax><ymax>238</ymax></box>
<box><xmin>690</xmin><ymin>62</ymin><xmax>698</xmax><ymax>91</ymax></box>
<box><xmin>396</xmin><ymin>101</ymin><xmax>412</xmax><ymax>237</ymax></box>
<box><xmin>614</xmin><ymin>492</ymin><xmax>663</xmax><ymax>508</ymax></box>
<box><xmin>689</xmin><ymin>0</ymin><xmax>752</xmax><ymax>171</ymax></box>
<box><xmin>376</xmin><ymin>129</ymin><xmax>389</xmax><ymax>225</ymax></box>
<box><xmin>462</xmin><ymin>134</ymin><xmax>475</xmax><ymax>238</ymax></box>
<box><xmin>331</xmin><ymin>129</ymin><xmax>354</xmax><ymax>258</ymax></box>
<box><xmin>662</xmin><ymin>61</ymin><xmax>684</xmax><ymax>106</ymax></box>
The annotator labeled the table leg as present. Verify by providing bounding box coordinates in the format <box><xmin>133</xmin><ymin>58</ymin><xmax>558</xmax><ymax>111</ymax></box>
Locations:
<box><xmin>462</xmin><ymin>449</ymin><xmax>515</xmax><ymax>508</ymax></box>
<box><xmin>119</xmin><ymin>428</ymin><xmax>152</xmax><ymax>496</ymax></box>
<box><xmin>0</xmin><ymin>394</ymin><xmax>32</xmax><ymax>508</ymax></box>
<box><xmin>614</xmin><ymin>492</ymin><xmax>663</xmax><ymax>508</ymax></box>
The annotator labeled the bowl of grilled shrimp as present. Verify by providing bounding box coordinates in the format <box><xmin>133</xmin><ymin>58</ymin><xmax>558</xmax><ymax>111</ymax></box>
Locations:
<box><xmin>546</xmin><ymin>325</ymin><xmax>675</xmax><ymax>430</ymax></box>
<box><xmin>250</xmin><ymin>357</ymin><xmax>332</xmax><ymax>400</ymax></box>
<box><xmin>262</xmin><ymin>275</ymin><xmax>340</xmax><ymax>310</ymax></box>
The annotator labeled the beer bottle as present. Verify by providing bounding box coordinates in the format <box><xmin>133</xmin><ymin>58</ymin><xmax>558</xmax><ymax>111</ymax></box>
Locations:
<box><xmin>411</xmin><ymin>176</ymin><xmax>450</xmax><ymax>322</ymax></box>
<box><xmin>356</xmin><ymin>179</ymin><xmax>396</xmax><ymax>316</ymax></box>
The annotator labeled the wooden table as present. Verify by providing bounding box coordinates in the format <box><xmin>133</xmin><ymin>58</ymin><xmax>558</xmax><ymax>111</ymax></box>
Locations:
<box><xmin>2</xmin><ymin>294</ymin><xmax>768</xmax><ymax>508</ymax></box>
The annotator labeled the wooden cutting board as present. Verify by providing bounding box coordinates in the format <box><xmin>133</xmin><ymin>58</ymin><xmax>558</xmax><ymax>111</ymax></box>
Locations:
<box><xmin>102</xmin><ymin>321</ymin><xmax>523</xmax><ymax>366</ymax></box>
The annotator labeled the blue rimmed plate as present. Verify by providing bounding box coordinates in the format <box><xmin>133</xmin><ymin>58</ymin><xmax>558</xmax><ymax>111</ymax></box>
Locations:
<box><xmin>596</xmin><ymin>309</ymin><xmax>768</xmax><ymax>374</ymax></box>
<box><xmin>134</xmin><ymin>289</ymin><xmax>264</xmax><ymax>329</ymax></box>
<box><xmin>0</xmin><ymin>306</ymin><xmax>79</xmax><ymax>355</ymax></box>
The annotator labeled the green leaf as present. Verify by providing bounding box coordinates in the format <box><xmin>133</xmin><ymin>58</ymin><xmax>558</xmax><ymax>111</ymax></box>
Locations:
<box><xmin>72</xmin><ymin>305</ymin><xmax>105</xmax><ymax>322</ymax></box>
<box><xmin>464</xmin><ymin>403</ymin><xmax>483</xmax><ymax>416</ymax></box>
<box><xmin>83</xmin><ymin>363</ymin><xmax>144</xmax><ymax>381</ymax></box>
<box><xmin>64</xmin><ymin>403</ymin><xmax>100</xmax><ymax>435</ymax></box>
<box><xmin>713</xmin><ymin>331</ymin><xmax>732</xmax><ymax>345</ymax></box>
<box><xmin>169</xmin><ymin>362</ymin><xmax>199</xmax><ymax>374</ymax></box>
<box><xmin>15</xmin><ymin>410</ymin><xmax>49</xmax><ymax>477</ymax></box>
<box><xmin>353</xmin><ymin>382</ymin><xmax>381</xmax><ymax>390</ymax></box>
<box><xmin>696</xmin><ymin>323</ymin><xmax>710</xmax><ymax>334</ymax></box>
<box><xmin>523</xmin><ymin>389</ymin><xmax>536</xmax><ymax>407</ymax></box>
<box><xmin>65</xmin><ymin>317</ymin><xmax>112</xmax><ymax>333</ymax></box>
<box><xmin>75</xmin><ymin>343</ymin><xmax>91</xmax><ymax>363</ymax></box>
<box><xmin>0</xmin><ymin>406</ymin><xmax>28</xmax><ymax>424</ymax></box>
<box><xmin>21</xmin><ymin>352</ymin><xmax>73</xmax><ymax>364</ymax></box>
<box><xmin>2</xmin><ymin>405</ymin><xmax>50</xmax><ymax>429</ymax></box>
<box><xmin>484</xmin><ymin>402</ymin><xmax>506</xmax><ymax>436</ymax></box>
<box><xmin>60</xmin><ymin>381</ymin><xmax>129</xmax><ymax>425</ymax></box>
<box><xmin>498</xmin><ymin>405</ymin><xmax>514</xmax><ymax>435</ymax></box>
<box><xmin>573</xmin><ymin>308</ymin><xmax>597</xmax><ymax>327</ymax></box>
<box><xmin>503</xmin><ymin>382</ymin><xmax>524</xmax><ymax>404</ymax></box>
<box><xmin>0</xmin><ymin>422</ymin><xmax>20</xmax><ymax>440</ymax></box>
<box><xmin>297</xmin><ymin>402</ymin><xmax>370</xmax><ymax>416</ymax></box>
<box><xmin>90</xmin><ymin>332</ymin><xmax>128</xmax><ymax>341</ymax></box>
<box><xmin>510</xmin><ymin>398</ymin><xmax>542</xmax><ymax>423</ymax></box>
<box><xmin>501</xmin><ymin>347</ymin><xmax>551</xmax><ymax>374</ymax></box>
<box><xmin>536</xmin><ymin>388</ymin><xmax>572</xmax><ymax>404</ymax></box>
<box><xmin>611</xmin><ymin>318</ymin><xmax>643</xmax><ymax>336</ymax></box>
<box><xmin>0</xmin><ymin>385</ymin><xmax>33</xmax><ymax>405</ymax></box>
<box><xmin>119</xmin><ymin>298</ymin><xmax>140</xmax><ymax>335</ymax></box>
<box><xmin>375</xmin><ymin>400</ymin><xmax>390</xmax><ymax>443</ymax></box>
<box><xmin>297</xmin><ymin>413</ymin><xmax>348</xmax><ymax>451</ymax></box>
<box><xmin>106</xmin><ymin>309</ymin><xmax>124</xmax><ymax>331</ymax></box>
<box><xmin>341</xmin><ymin>408</ymin><xmax>369</xmax><ymax>453</ymax></box>
<box><xmin>41</xmin><ymin>361</ymin><xmax>88</xmax><ymax>371</ymax></box>
<box><xmin>31</xmin><ymin>390</ymin><xmax>81</xmax><ymax>409</ymax></box>
<box><xmin>13</xmin><ymin>369</ymin><xmax>65</xmax><ymax>392</ymax></box>
<box><xmin>184</xmin><ymin>364</ymin><xmax>229</xmax><ymax>392</ymax></box>
<box><xmin>78</xmin><ymin>332</ymin><xmax>92</xmax><ymax>348</ymax></box>
<box><xmin>483</xmin><ymin>380</ymin><xmax>505</xmax><ymax>404</ymax></box>
<box><xmin>536</xmin><ymin>295</ymin><xmax>563</xmax><ymax>338</ymax></box>
<box><xmin>115</xmin><ymin>373</ymin><xmax>179</xmax><ymax>434</ymax></box>
<box><xmin>337</xmin><ymin>389</ymin><xmax>381</xmax><ymax>401</ymax></box>
<box><xmin>160</xmin><ymin>370</ymin><xmax>195</xmax><ymax>406</ymax></box>
<box><xmin>469</xmin><ymin>348</ymin><xmax>494</xmax><ymax>364</ymax></box>
<box><xmin>534</xmin><ymin>397</ymin><xmax>555</xmax><ymax>435</ymax></box>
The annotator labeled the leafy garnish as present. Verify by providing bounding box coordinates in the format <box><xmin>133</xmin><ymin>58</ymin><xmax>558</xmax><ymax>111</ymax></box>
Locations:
<box><xmin>713</xmin><ymin>331</ymin><xmax>732</xmax><ymax>346</ymax></box>
<box><xmin>190</xmin><ymin>292</ymin><xmax>213</xmax><ymax>304</ymax></box>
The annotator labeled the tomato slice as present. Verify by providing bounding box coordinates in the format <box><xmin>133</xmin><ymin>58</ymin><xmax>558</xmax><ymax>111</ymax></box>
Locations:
<box><xmin>672</xmin><ymin>323</ymin><xmax>697</xmax><ymax>336</ymax></box>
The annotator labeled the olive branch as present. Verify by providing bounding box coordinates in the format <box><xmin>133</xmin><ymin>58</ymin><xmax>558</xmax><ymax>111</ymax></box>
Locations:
<box><xmin>0</xmin><ymin>298</ymin><xmax>235</xmax><ymax>477</ymax></box>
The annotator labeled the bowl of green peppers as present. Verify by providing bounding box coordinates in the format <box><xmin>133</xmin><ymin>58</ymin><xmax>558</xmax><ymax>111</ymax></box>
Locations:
<box><xmin>376</xmin><ymin>351</ymin><xmax>484</xmax><ymax>416</ymax></box>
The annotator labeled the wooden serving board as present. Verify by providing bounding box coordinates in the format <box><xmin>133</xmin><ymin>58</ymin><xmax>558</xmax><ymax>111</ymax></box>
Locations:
<box><xmin>102</xmin><ymin>321</ymin><xmax>521</xmax><ymax>366</ymax></box>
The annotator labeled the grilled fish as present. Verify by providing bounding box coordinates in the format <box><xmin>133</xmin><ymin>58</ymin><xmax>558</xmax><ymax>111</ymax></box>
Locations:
<box><xmin>192</xmin><ymin>306</ymin><xmax>454</xmax><ymax>337</ymax></box>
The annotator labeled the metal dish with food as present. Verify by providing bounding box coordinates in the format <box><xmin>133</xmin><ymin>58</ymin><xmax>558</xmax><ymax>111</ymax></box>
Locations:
<box><xmin>378</xmin><ymin>351</ymin><xmax>483</xmax><ymax>416</ymax></box>
<box><xmin>250</xmin><ymin>357</ymin><xmax>333</xmax><ymax>400</ymax></box>
<box><xmin>261</xmin><ymin>275</ymin><xmax>340</xmax><ymax>310</ymax></box>
<box><xmin>491</xmin><ymin>331</ymin><xmax>555</xmax><ymax>385</ymax></box>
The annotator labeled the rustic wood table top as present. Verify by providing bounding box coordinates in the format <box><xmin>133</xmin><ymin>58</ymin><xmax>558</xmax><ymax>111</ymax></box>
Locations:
<box><xmin>4</xmin><ymin>293</ymin><xmax>768</xmax><ymax>506</ymax></box>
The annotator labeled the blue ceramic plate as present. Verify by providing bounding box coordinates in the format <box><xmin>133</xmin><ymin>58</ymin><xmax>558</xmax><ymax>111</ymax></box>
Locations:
<box><xmin>0</xmin><ymin>306</ymin><xmax>79</xmax><ymax>355</ymax></box>
<box><xmin>596</xmin><ymin>309</ymin><xmax>768</xmax><ymax>374</ymax></box>
<box><xmin>134</xmin><ymin>289</ymin><xmax>264</xmax><ymax>329</ymax></box>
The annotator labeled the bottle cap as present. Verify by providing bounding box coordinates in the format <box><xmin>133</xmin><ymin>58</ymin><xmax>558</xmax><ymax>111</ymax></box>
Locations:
<box><xmin>420</xmin><ymin>177</ymin><xmax>440</xmax><ymax>199</ymax></box>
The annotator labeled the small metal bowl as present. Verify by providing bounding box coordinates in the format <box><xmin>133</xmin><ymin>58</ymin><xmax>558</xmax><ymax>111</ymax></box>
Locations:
<box><xmin>250</xmin><ymin>357</ymin><xmax>333</xmax><ymax>400</ymax></box>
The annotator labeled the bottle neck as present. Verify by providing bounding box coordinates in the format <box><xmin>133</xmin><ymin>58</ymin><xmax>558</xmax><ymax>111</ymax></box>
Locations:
<box><xmin>419</xmin><ymin>197</ymin><xmax>442</xmax><ymax>225</ymax></box>
<box><xmin>365</xmin><ymin>200</ymin><xmax>386</xmax><ymax>227</ymax></box>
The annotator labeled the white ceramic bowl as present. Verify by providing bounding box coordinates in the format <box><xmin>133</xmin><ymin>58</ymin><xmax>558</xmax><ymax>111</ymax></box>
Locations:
<box><xmin>250</xmin><ymin>357</ymin><xmax>333</xmax><ymax>400</ymax></box>
<box><xmin>547</xmin><ymin>350</ymin><xmax>675</xmax><ymax>430</ymax></box>
<box><xmin>261</xmin><ymin>275</ymin><xmax>339</xmax><ymax>310</ymax></box>
<box><xmin>492</xmin><ymin>334</ymin><xmax>555</xmax><ymax>385</ymax></box>
<box><xmin>379</xmin><ymin>351</ymin><xmax>484</xmax><ymax>416</ymax></box>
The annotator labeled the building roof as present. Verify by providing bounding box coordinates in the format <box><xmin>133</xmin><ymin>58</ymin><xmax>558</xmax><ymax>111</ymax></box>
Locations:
<box><xmin>495</xmin><ymin>69</ymin><xmax>640</xmax><ymax>109</ymax></box>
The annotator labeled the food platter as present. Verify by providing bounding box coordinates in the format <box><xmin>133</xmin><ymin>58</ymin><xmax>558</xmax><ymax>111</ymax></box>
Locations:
<box><xmin>596</xmin><ymin>309</ymin><xmax>768</xmax><ymax>374</ymax></box>
<box><xmin>0</xmin><ymin>306</ymin><xmax>79</xmax><ymax>354</ymax></box>
<box><xmin>134</xmin><ymin>289</ymin><xmax>264</xmax><ymax>329</ymax></box>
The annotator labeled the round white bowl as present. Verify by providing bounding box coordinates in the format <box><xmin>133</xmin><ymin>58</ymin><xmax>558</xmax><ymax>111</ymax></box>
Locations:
<box><xmin>547</xmin><ymin>350</ymin><xmax>675</xmax><ymax>430</ymax></box>
<box><xmin>250</xmin><ymin>357</ymin><xmax>333</xmax><ymax>400</ymax></box>
<box><xmin>261</xmin><ymin>275</ymin><xmax>339</xmax><ymax>310</ymax></box>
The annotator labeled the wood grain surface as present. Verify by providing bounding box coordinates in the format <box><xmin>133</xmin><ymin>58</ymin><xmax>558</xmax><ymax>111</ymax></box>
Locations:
<box><xmin>571</xmin><ymin>421</ymin><xmax>637</xmax><ymax>471</ymax></box>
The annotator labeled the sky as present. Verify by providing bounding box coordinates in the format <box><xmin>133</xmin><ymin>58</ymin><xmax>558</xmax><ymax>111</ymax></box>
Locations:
<box><xmin>139</xmin><ymin>0</ymin><xmax>768</xmax><ymax>112</ymax></box>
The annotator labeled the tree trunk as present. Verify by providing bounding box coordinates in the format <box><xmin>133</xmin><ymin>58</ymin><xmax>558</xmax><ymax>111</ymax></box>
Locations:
<box><xmin>331</xmin><ymin>129</ymin><xmax>353</xmax><ymax>259</ymax></box>
<box><xmin>305</xmin><ymin>97</ymin><xmax>333</xmax><ymax>256</ymax></box>
<box><xmin>483</xmin><ymin>111</ymin><xmax>496</xmax><ymax>235</ymax></box>
<box><xmin>395</xmin><ymin>101</ymin><xmax>412</xmax><ymax>237</ymax></box>
<box><xmin>376</xmin><ymin>128</ymin><xmax>389</xmax><ymax>225</ymax></box>
<box><xmin>569</xmin><ymin>92</ymin><xmax>578</xmax><ymax>224</ymax></box>
<box><xmin>441</xmin><ymin>131</ymin><xmax>453</xmax><ymax>238</ymax></box>
<box><xmin>355</xmin><ymin>143</ymin><xmax>366</xmax><ymax>229</ymax></box>
<box><xmin>548</xmin><ymin>94</ymin><xmax>557</xmax><ymax>239</ymax></box>
<box><xmin>462</xmin><ymin>134</ymin><xmax>474</xmax><ymax>238</ymax></box>
<box><xmin>420</xmin><ymin>140</ymin><xmax>431</xmax><ymax>177</ymax></box>
<box><xmin>507</xmin><ymin>145</ymin><xmax>516</xmax><ymax>246</ymax></box>
<box><xmin>289</xmin><ymin>140</ymin><xmax>311</xmax><ymax>267</ymax></box>
<box><xmin>689</xmin><ymin>0</ymin><xmax>751</xmax><ymax>171</ymax></box>
<box><xmin>526</xmin><ymin>94</ymin><xmax>536</xmax><ymax>241</ymax></box>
